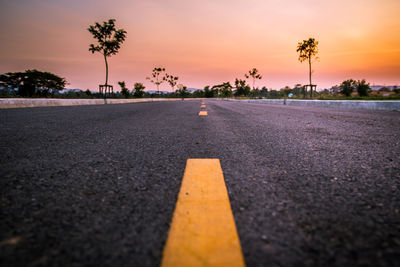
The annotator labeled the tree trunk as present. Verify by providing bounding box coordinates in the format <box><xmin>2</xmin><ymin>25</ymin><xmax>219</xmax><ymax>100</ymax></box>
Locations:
<box><xmin>308</xmin><ymin>52</ymin><xmax>312</xmax><ymax>99</ymax></box>
<box><xmin>156</xmin><ymin>75</ymin><xmax>160</xmax><ymax>95</ymax></box>
<box><xmin>103</xmin><ymin>54</ymin><xmax>108</xmax><ymax>100</ymax></box>
<box><xmin>104</xmin><ymin>54</ymin><xmax>108</xmax><ymax>86</ymax></box>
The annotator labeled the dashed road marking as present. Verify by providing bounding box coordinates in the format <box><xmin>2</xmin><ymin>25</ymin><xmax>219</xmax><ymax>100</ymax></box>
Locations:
<box><xmin>201</xmin><ymin>104</ymin><xmax>206</xmax><ymax>108</ymax></box>
<box><xmin>199</xmin><ymin>111</ymin><xmax>208</xmax><ymax>116</ymax></box>
<box><xmin>161</xmin><ymin>159</ymin><xmax>245</xmax><ymax>267</ymax></box>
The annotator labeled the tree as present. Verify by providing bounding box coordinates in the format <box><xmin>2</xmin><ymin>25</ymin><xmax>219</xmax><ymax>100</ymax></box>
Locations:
<box><xmin>0</xmin><ymin>69</ymin><xmax>67</xmax><ymax>96</ymax></box>
<box><xmin>212</xmin><ymin>82</ymin><xmax>233</xmax><ymax>97</ymax></box>
<box><xmin>88</xmin><ymin>19</ymin><xmax>127</xmax><ymax>91</ymax></box>
<box><xmin>330</xmin><ymin>85</ymin><xmax>341</xmax><ymax>95</ymax></box>
<box><xmin>133</xmin><ymin>82</ymin><xmax>145</xmax><ymax>98</ymax></box>
<box><xmin>245</xmin><ymin>68</ymin><xmax>262</xmax><ymax>90</ymax></box>
<box><xmin>356</xmin><ymin>79</ymin><xmax>371</xmax><ymax>97</ymax></box>
<box><xmin>165</xmin><ymin>74</ymin><xmax>179</xmax><ymax>92</ymax></box>
<box><xmin>250</xmin><ymin>88</ymin><xmax>260</xmax><ymax>98</ymax></box>
<box><xmin>146</xmin><ymin>67</ymin><xmax>166</xmax><ymax>95</ymax></box>
<box><xmin>234</xmin><ymin>79</ymin><xmax>251</xmax><ymax>96</ymax></box>
<box><xmin>297</xmin><ymin>38</ymin><xmax>319</xmax><ymax>98</ymax></box>
<box><xmin>204</xmin><ymin>85</ymin><xmax>214</xmax><ymax>98</ymax></box>
<box><xmin>118</xmin><ymin>81</ymin><xmax>130</xmax><ymax>98</ymax></box>
<box><xmin>281</xmin><ymin>86</ymin><xmax>292</xmax><ymax>97</ymax></box>
<box><xmin>268</xmin><ymin>89</ymin><xmax>279</xmax><ymax>98</ymax></box>
<box><xmin>293</xmin><ymin>84</ymin><xmax>303</xmax><ymax>96</ymax></box>
<box><xmin>192</xmin><ymin>89</ymin><xmax>205</xmax><ymax>98</ymax></box>
<box><xmin>176</xmin><ymin>84</ymin><xmax>189</xmax><ymax>100</ymax></box>
<box><xmin>220</xmin><ymin>82</ymin><xmax>233</xmax><ymax>97</ymax></box>
<box><xmin>260</xmin><ymin>86</ymin><xmax>268</xmax><ymax>97</ymax></box>
<box><xmin>340</xmin><ymin>79</ymin><xmax>357</xmax><ymax>97</ymax></box>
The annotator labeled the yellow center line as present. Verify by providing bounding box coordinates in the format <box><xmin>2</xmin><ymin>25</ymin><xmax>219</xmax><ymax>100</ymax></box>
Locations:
<box><xmin>199</xmin><ymin>111</ymin><xmax>208</xmax><ymax>116</ymax></box>
<box><xmin>161</xmin><ymin>159</ymin><xmax>245</xmax><ymax>267</ymax></box>
<box><xmin>200</xmin><ymin>104</ymin><xmax>206</xmax><ymax>108</ymax></box>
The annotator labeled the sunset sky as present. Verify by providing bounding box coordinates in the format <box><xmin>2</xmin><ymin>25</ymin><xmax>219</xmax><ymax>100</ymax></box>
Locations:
<box><xmin>0</xmin><ymin>0</ymin><xmax>399</xmax><ymax>91</ymax></box>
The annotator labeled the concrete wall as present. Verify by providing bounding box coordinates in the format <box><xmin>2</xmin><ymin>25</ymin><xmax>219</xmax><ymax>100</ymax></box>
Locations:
<box><xmin>222</xmin><ymin>99</ymin><xmax>400</xmax><ymax>111</ymax></box>
<box><xmin>2</xmin><ymin>98</ymin><xmax>399</xmax><ymax>111</ymax></box>
<box><xmin>0</xmin><ymin>98</ymin><xmax>194</xmax><ymax>109</ymax></box>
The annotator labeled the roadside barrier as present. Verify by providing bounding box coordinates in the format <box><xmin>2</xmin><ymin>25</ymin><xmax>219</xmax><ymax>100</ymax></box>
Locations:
<box><xmin>0</xmin><ymin>98</ymin><xmax>201</xmax><ymax>109</ymax></box>
<box><xmin>221</xmin><ymin>98</ymin><xmax>400</xmax><ymax>111</ymax></box>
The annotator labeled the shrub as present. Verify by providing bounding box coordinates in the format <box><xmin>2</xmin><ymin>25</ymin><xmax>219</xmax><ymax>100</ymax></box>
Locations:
<box><xmin>340</xmin><ymin>79</ymin><xmax>356</xmax><ymax>97</ymax></box>
<box><xmin>356</xmin><ymin>79</ymin><xmax>371</xmax><ymax>97</ymax></box>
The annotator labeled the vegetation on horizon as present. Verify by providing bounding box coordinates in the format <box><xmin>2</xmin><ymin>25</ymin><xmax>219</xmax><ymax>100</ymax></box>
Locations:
<box><xmin>176</xmin><ymin>84</ymin><xmax>189</xmax><ymax>100</ymax></box>
<box><xmin>133</xmin><ymin>82</ymin><xmax>146</xmax><ymax>98</ymax></box>
<box><xmin>118</xmin><ymin>81</ymin><xmax>130</xmax><ymax>98</ymax></box>
<box><xmin>212</xmin><ymin>82</ymin><xmax>233</xmax><ymax>97</ymax></box>
<box><xmin>1</xmin><ymin>76</ymin><xmax>399</xmax><ymax>100</ymax></box>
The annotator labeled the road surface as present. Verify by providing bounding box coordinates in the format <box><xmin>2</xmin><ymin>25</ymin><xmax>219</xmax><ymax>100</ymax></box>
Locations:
<box><xmin>1</xmin><ymin>100</ymin><xmax>399</xmax><ymax>266</ymax></box>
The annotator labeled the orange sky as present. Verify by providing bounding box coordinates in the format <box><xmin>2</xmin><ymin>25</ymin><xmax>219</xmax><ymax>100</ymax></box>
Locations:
<box><xmin>0</xmin><ymin>0</ymin><xmax>399</xmax><ymax>91</ymax></box>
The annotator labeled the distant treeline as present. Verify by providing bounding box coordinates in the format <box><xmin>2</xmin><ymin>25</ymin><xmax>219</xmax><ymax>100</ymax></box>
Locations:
<box><xmin>1</xmin><ymin>69</ymin><xmax>399</xmax><ymax>99</ymax></box>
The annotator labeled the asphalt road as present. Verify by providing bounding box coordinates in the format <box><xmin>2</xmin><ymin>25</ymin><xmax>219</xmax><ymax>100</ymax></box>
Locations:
<box><xmin>1</xmin><ymin>100</ymin><xmax>400</xmax><ymax>267</ymax></box>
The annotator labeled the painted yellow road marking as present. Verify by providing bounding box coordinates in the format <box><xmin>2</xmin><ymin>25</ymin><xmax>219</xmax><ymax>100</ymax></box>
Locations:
<box><xmin>199</xmin><ymin>111</ymin><xmax>208</xmax><ymax>116</ymax></box>
<box><xmin>201</xmin><ymin>104</ymin><xmax>206</xmax><ymax>108</ymax></box>
<box><xmin>161</xmin><ymin>159</ymin><xmax>245</xmax><ymax>267</ymax></box>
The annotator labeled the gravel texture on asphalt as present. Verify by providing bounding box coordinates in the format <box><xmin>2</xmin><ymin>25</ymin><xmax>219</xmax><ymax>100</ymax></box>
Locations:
<box><xmin>1</xmin><ymin>100</ymin><xmax>399</xmax><ymax>267</ymax></box>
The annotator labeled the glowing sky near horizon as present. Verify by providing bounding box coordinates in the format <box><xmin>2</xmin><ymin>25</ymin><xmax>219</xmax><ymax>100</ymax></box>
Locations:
<box><xmin>0</xmin><ymin>0</ymin><xmax>399</xmax><ymax>91</ymax></box>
